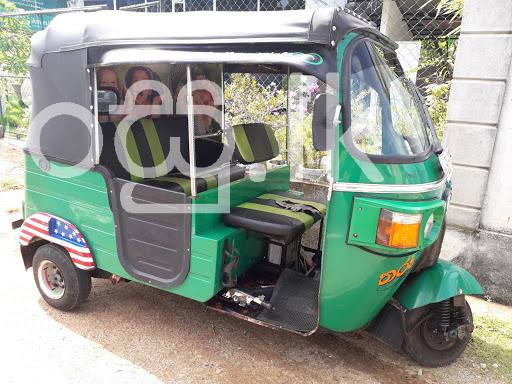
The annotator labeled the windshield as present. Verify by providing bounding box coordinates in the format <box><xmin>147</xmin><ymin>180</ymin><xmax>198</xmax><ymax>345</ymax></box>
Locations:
<box><xmin>348</xmin><ymin>40</ymin><xmax>431</xmax><ymax>158</ymax></box>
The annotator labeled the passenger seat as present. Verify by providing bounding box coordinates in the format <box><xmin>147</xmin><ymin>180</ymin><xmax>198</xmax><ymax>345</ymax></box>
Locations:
<box><xmin>223</xmin><ymin>123</ymin><xmax>326</xmax><ymax>244</ymax></box>
<box><xmin>99</xmin><ymin>116</ymin><xmax>245</xmax><ymax>194</ymax></box>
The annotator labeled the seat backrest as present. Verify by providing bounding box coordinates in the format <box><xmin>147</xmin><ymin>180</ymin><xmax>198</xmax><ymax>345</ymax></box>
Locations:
<box><xmin>100</xmin><ymin>116</ymin><xmax>189</xmax><ymax>181</ymax></box>
<box><xmin>232</xmin><ymin>123</ymin><xmax>279</xmax><ymax>164</ymax></box>
<box><xmin>100</xmin><ymin>116</ymin><xmax>228</xmax><ymax>181</ymax></box>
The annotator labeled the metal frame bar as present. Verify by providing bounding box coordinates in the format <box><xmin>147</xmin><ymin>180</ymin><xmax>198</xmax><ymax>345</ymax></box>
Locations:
<box><xmin>186</xmin><ymin>65</ymin><xmax>197</xmax><ymax>197</ymax></box>
<box><xmin>92</xmin><ymin>68</ymin><xmax>100</xmax><ymax>164</ymax></box>
<box><xmin>119</xmin><ymin>1</ymin><xmax>160</xmax><ymax>11</ymax></box>
<box><xmin>221</xmin><ymin>63</ymin><xmax>225</xmax><ymax>138</ymax></box>
<box><xmin>285</xmin><ymin>65</ymin><xmax>290</xmax><ymax>164</ymax></box>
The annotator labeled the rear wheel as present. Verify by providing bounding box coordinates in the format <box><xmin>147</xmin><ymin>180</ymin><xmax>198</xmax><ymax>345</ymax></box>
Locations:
<box><xmin>33</xmin><ymin>244</ymin><xmax>92</xmax><ymax>311</ymax></box>
<box><xmin>403</xmin><ymin>299</ymin><xmax>473</xmax><ymax>367</ymax></box>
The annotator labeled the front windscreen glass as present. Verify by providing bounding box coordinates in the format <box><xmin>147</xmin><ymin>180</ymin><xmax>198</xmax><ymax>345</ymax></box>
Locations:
<box><xmin>349</xmin><ymin>40</ymin><xmax>431</xmax><ymax>157</ymax></box>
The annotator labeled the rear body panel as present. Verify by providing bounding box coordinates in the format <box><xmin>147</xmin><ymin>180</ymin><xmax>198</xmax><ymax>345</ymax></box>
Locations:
<box><xmin>24</xmin><ymin>153</ymin><xmax>290</xmax><ymax>302</ymax></box>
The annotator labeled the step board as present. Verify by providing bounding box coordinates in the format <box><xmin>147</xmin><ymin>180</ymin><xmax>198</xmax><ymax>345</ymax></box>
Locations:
<box><xmin>257</xmin><ymin>268</ymin><xmax>320</xmax><ymax>333</ymax></box>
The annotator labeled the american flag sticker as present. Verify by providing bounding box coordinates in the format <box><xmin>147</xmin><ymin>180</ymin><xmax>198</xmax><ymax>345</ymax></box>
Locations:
<box><xmin>19</xmin><ymin>213</ymin><xmax>95</xmax><ymax>270</ymax></box>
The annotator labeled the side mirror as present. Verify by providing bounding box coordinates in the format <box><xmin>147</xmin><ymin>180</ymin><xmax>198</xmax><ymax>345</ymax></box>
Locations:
<box><xmin>312</xmin><ymin>93</ymin><xmax>338</xmax><ymax>151</ymax></box>
<box><xmin>97</xmin><ymin>88</ymin><xmax>119</xmax><ymax>115</ymax></box>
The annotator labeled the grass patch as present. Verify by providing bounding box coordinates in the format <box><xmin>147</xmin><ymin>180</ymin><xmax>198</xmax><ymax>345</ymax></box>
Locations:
<box><xmin>469</xmin><ymin>314</ymin><xmax>512</xmax><ymax>378</ymax></box>
<box><xmin>0</xmin><ymin>178</ymin><xmax>22</xmax><ymax>192</ymax></box>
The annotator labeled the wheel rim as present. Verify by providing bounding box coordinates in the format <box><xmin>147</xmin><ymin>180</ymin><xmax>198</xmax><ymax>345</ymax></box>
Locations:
<box><xmin>421</xmin><ymin>317</ymin><xmax>458</xmax><ymax>351</ymax></box>
<box><xmin>37</xmin><ymin>260</ymin><xmax>65</xmax><ymax>300</ymax></box>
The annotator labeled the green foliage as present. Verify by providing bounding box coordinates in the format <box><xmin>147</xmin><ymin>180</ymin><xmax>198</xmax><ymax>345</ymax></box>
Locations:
<box><xmin>424</xmin><ymin>82</ymin><xmax>450</xmax><ymax>139</ymax></box>
<box><xmin>290</xmin><ymin>112</ymin><xmax>326</xmax><ymax>169</ymax></box>
<box><xmin>418</xmin><ymin>36</ymin><xmax>458</xmax><ymax>138</ymax></box>
<box><xmin>418</xmin><ymin>39</ymin><xmax>457</xmax><ymax>138</ymax></box>
<box><xmin>0</xmin><ymin>178</ymin><xmax>22</xmax><ymax>191</ymax></box>
<box><xmin>470</xmin><ymin>314</ymin><xmax>512</xmax><ymax>378</ymax></box>
<box><xmin>224</xmin><ymin>74</ymin><xmax>287</xmax><ymax>127</ymax></box>
<box><xmin>224</xmin><ymin>73</ymin><xmax>327</xmax><ymax>171</ymax></box>
<box><xmin>417</xmin><ymin>0</ymin><xmax>464</xmax><ymax>137</ymax></box>
<box><xmin>224</xmin><ymin>73</ymin><xmax>287</xmax><ymax>156</ymax></box>
<box><xmin>436</xmin><ymin>0</ymin><xmax>464</xmax><ymax>21</ymax></box>
<box><xmin>0</xmin><ymin>0</ymin><xmax>32</xmax><ymax>75</ymax></box>
<box><xmin>1</xmin><ymin>96</ymin><xmax>28</xmax><ymax>129</ymax></box>
<box><xmin>423</xmin><ymin>0</ymin><xmax>464</xmax><ymax>36</ymax></box>
<box><xmin>420</xmin><ymin>39</ymin><xmax>457</xmax><ymax>84</ymax></box>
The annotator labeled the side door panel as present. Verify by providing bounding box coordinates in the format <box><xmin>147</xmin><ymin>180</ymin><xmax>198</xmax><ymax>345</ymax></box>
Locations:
<box><xmin>108</xmin><ymin>178</ymin><xmax>191</xmax><ymax>289</ymax></box>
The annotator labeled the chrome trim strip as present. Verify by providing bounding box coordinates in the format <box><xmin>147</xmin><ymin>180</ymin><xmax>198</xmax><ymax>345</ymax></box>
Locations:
<box><xmin>332</xmin><ymin>176</ymin><xmax>447</xmax><ymax>194</ymax></box>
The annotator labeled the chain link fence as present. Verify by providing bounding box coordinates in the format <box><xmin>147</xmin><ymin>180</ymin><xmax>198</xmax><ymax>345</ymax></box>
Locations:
<box><xmin>346</xmin><ymin>0</ymin><xmax>461</xmax><ymax>136</ymax></box>
<box><xmin>0</xmin><ymin>0</ymin><xmax>462</xmax><ymax>139</ymax></box>
<box><xmin>153</xmin><ymin>0</ymin><xmax>461</xmax><ymax>135</ymax></box>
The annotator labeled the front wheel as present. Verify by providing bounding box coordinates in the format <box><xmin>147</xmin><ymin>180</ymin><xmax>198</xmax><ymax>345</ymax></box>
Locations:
<box><xmin>33</xmin><ymin>244</ymin><xmax>92</xmax><ymax>311</ymax></box>
<box><xmin>403</xmin><ymin>298</ymin><xmax>473</xmax><ymax>367</ymax></box>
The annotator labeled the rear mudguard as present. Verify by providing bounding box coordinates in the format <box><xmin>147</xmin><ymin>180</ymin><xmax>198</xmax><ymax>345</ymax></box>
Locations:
<box><xmin>394</xmin><ymin>260</ymin><xmax>484</xmax><ymax>310</ymax></box>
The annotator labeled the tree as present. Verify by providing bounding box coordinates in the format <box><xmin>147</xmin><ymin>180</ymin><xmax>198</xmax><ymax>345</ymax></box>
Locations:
<box><xmin>0</xmin><ymin>0</ymin><xmax>32</xmax><ymax>75</ymax></box>
<box><xmin>1</xmin><ymin>96</ymin><xmax>28</xmax><ymax>129</ymax></box>
<box><xmin>418</xmin><ymin>0</ymin><xmax>464</xmax><ymax>139</ymax></box>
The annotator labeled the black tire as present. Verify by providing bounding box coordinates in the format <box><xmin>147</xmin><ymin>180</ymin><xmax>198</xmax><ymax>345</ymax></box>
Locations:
<box><xmin>403</xmin><ymin>301</ymin><xmax>473</xmax><ymax>367</ymax></box>
<box><xmin>33</xmin><ymin>243</ymin><xmax>92</xmax><ymax>311</ymax></box>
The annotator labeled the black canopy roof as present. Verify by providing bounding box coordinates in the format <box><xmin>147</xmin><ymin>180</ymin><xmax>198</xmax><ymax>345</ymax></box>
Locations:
<box><xmin>28</xmin><ymin>7</ymin><xmax>395</xmax><ymax>67</ymax></box>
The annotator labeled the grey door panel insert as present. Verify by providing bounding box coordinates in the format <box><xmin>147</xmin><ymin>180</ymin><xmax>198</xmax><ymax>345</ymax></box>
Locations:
<box><xmin>108</xmin><ymin>178</ymin><xmax>191</xmax><ymax>289</ymax></box>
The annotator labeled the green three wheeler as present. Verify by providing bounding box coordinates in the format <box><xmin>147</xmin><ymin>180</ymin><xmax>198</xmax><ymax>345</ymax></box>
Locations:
<box><xmin>13</xmin><ymin>7</ymin><xmax>484</xmax><ymax>367</ymax></box>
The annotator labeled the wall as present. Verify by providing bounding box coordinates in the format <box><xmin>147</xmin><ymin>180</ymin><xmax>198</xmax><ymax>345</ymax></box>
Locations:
<box><xmin>442</xmin><ymin>0</ymin><xmax>512</xmax><ymax>304</ymax></box>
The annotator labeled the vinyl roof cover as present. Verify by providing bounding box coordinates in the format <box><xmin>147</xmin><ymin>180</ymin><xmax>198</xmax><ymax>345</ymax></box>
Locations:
<box><xmin>28</xmin><ymin>7</ymin><xmax>392</xmax><ymax>67</ymax></box>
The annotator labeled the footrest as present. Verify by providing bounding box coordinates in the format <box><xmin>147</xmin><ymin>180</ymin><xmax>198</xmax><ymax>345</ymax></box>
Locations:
<box><xmin>257</xmin><ymin>269</ymin><xmax>319</xmax><ymax>333</ymax></box>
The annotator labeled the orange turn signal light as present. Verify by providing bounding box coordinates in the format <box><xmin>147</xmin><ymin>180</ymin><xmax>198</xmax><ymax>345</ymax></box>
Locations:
<box><xmin>376</xmin><ymin>209</ymin><xmax>422</xmax><ymax>249</ymax></box>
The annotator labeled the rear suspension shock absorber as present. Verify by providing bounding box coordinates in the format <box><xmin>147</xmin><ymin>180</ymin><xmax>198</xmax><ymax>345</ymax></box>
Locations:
<box><xmin>438</xmin><ymin>298</ymin><xmax>452</xmax><ymax>331</ymax></box>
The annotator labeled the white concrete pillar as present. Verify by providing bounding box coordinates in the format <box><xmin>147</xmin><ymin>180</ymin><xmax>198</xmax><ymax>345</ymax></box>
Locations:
<box><xmin>443</xmin><ymin>0</ymin><xmax>512</xmax><ymax>230</ymax></box>
<box><xmin>480</xmin><ymin>54</ymin><xmax>512</xmax><ymax>234</ymax></box>
<box><xmin>380</xmin><ymin>0</ymin><xmax>412</xmax><ymax>41</ymax></box>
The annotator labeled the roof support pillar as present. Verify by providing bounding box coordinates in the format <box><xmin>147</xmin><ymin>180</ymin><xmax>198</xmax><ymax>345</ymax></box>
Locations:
<box><xmin>186</xmin><ymin>65</ymin><xmax>197</xmax><ymax>197</ymax></box>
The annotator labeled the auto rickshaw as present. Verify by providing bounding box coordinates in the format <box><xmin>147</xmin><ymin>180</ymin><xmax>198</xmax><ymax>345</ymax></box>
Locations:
<box><xmin>13</xmin><ymin>7</ymin><xmax>484</xmax><ymax>367</ymax></box>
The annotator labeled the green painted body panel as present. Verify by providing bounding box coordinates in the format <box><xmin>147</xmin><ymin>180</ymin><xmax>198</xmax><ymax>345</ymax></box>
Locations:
<box><xmin>347</xmin><ymin>197</ymin><xmax>445</xmax><ymax>252</ymax></box>
<box><xmin>24</xmin><ymin>154</ymin><xmax>289</xmax><ymax>302</ymax></box>
<box><xmin>318</xmin><ymin>190</ymin><xmax>446</xmax><ymax>332</ymax></box>
<box><xmin>394</xmin><ymin>260</ymin><xmax>484</xmax><ymax>309</ymax></box>
<box><xmin>24</xmin><ymin>155</ymin><xmax>118</xmax><ymax>266</ymax></box>
<box><xmin>317</xmin><ymin>33</ymin><xmax>451</xmax><ymax>332</ymax></box>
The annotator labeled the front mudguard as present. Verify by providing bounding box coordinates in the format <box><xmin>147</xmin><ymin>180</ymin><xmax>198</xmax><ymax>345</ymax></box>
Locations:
<box><xmin>394</xmin><ymin>260</ymin><xmax>484</xmax><ymax>310</ymax></box>
<box><xmin>368</xmin><ymin>260</ymin><xmax>482</xmax><ymax>350</ymax></box>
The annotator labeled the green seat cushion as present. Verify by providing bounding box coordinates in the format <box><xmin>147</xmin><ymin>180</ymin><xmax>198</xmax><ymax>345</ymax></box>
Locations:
<box><xmin>222</xmin><ymin>191</ymin><xmax>326</xmax><ymax>243</ymax></box>
<box><xmin>141</xmin><ymin>165</ymin><xmax>246</xmax><ymax>195</ymax></box>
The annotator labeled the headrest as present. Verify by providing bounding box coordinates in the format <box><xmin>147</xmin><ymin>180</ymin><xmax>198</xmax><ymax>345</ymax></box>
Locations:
<box><xmin>232</xmin><ymin>123</ymin><xmax>279</xmax><ymax>164</ymax></box>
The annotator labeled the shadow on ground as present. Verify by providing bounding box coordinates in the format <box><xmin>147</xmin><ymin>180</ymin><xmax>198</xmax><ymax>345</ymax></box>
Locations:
<box><xmin>42</xmin><ymin>279</ymin><xmax>428</xmax><ymax>384</ymax></box>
